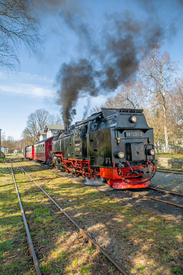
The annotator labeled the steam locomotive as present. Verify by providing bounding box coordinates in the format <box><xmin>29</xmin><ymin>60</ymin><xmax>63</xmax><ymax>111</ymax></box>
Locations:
<box><xmin>51</xmin><ymin>108</ymin><xmax>156</xmax><ymax>189</ymax></box>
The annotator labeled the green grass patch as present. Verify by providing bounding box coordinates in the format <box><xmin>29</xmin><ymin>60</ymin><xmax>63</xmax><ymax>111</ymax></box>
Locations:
<box><xmin>161</xmin><ymin>229</ymin><xmax>173</xmax><ymax>236</ymax></box>
<box><xmin>163</xmin><ymin>254</ymin><xmax>169</xmax><ymax>261</ymax></box>
<box><xmin>72</xmin><ymin>257</ymin><xmax>78</xmax><ymax>268</ymax></box>
<box><xmin>59</xmin><ymin>230</ymin><xmax>66</xmax><ymax>236</ymax></box>
<box><xmin>0</xmin><ymin>240</ymin><xmax>14</xmax><ymax>252</ymax></box>
<box><xmin>39</xmin><ymin>229</ymin><xmax>44</xmax><ymax>235</ymax></box>
<box><xmin>137</xmin><ymin>264</ymin><xmax>145</xmax><ymax>271</ymax></box>
<box><xmin>173</xmin><ymin>267</ymin><xmax>181</xmax><ymax>275</ymax></box>
<box><xmin>122</xmin><ymin>231</ymin><xmax>130</xmax><ymax>237</ymax></box>
<box><xmin>45</xmin><ymin>216</ymin><xmax>54</xmax><ymax>221</ymax></box>
<box><xmin>78</xmin><ymin>216</ymin><xmax>85</xmax><ymax>222</ymax></box>
<box><xmin>137</xmin><ymin>224</ymin><xmax>147</xmax><ymax>228</ymax></box>
<box><xmin>87</xmin><ymin>191</ymin><xmax>98</xmax><ymax>195</ymax></box>
<box><xmin>84</xmin><ymin>248</ymin><xmax>95</xmax><ymax>254</ymax></box>
<box><xmin>80</xmin><ymin>263</ymin><xmax>92</xmax><ymax>274</ymax></box>
<box><xmin>35</xmin><ymin>217</ymin><xmax>43</xmax><ymax>223</ymax></box>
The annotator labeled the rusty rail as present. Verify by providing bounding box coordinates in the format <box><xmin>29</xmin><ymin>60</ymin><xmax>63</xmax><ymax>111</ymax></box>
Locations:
<box><xmin>10</xmin><ymin>162</ymin><xmax>41</xmax><ymax>275</ymax></box>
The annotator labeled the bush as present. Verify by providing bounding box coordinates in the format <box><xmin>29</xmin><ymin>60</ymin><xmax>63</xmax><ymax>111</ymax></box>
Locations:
<box><xmin>177</xmin><ymin>148</ymin><xmax>183</xmax><ymax>154</ymax></box>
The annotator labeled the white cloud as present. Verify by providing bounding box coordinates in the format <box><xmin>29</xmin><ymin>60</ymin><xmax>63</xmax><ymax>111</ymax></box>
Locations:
<box><xmin>0</xmin><ymin>71</ymin><xmax>55</xmax><ymax>98</ymax></box>
<box><xmin>1</xmin><ymin>84</ymin><xmax>55</xmax><ymax>98</ymax></box>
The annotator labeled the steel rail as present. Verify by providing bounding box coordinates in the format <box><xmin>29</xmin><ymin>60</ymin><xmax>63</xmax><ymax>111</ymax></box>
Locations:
<box><xmin>125</xmin><ymin>190</ymin><xmax>183</xmax><ymax>210</ymax></box>
<box><xmin>158</xmin><ymin>167</ymin><xmax>183</xmax><ymax>172</ymax></box>
<box><xmin>148</xmin><ymin>186</ymin><xmax>183</xmax><ymax>197</ymax></box>
<box><xmin>10</xmin><ymin>163</ymin><xmax>41</xmax><ymax>275</ymax></box>
<box><xmin>157</xmin><ymin>168</ymin><xmax>183</xmax><ymax>175</ymax></box>
<box><xmin>17</xmin><ymin>163</ymin><xmax>129</xmax><ymax>275</ymax></box>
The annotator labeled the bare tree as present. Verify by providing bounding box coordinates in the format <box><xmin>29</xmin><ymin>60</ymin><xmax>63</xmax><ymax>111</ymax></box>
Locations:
<box><xmin>91</xmin><ymin>78</ymin><xmax>144</xmax><ymax>114</ymax></box>
<box><xmin>22</xmin><ymin>109</ymin><xmax>50</xmax><ymax>144</ymax></box>
<box><xmin>22</xmin><ymin>109</ymin><xmax>64</xmax><ymax>144</ymax></box>
<box><xmin>2</xmin><ymin>135</ymin><xmax>17</xmax><ymax>149</ymax></box>
<box><xmin>0</xmin><ymin>0</ymin><xmax>40</xmax><ymax>68</ymax></box>
<box><xmin>167</xmin><ymin>77</ymin><xmax>183</xmax><ymax>141</ymax></box>
<box><xmin>114</xmin><ymin>79</ymin><xmax>145</xmax><ymax>109</ymax></box>
<box><xmin>144</xmin><ymin>107</ymin><xmax>165</xmax><ymax>146</ymax></box>
<box><xmin>49</xmin><ymin>114</ymin><xmax>63</xmax><ymax>125</ymax></box>
<box><xmin>139</xmin><ymin>46</ymin><xmax>178</xmax><ymax>152</ymax></box>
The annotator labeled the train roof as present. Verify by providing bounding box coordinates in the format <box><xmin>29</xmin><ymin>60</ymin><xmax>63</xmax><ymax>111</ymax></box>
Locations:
<box><xmin>75</xmin><ymin>108</ymin><xmax>144</xmax><ymax>126</ymax></box>
<box><xmin>35</xmin><ymin>136</ymin><xmax>54</xmax><ymax>145</ymax></box>
<box><xmin>102</xmin><ymin>108</ymin><xmax>143</xmax><ymax>117</ymax></box>
<box><xmin>25</xmin><ymin>144</ymin><xmax>34</xmax><ymax>148</ymax></box>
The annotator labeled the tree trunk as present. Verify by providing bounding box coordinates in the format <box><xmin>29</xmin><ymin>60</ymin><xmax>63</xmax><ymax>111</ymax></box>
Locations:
<box><xmin>160</xmin><ymin>71</ymin><xmax>169</xmax><ymax>153</ymax></box>
<box><xmin>162</xmin><ymin>103</ymin><xmax>169</xmax><ymax>152</ymax></box>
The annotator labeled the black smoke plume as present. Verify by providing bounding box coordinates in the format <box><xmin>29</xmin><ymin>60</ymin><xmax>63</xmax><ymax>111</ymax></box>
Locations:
<box><xmin>56</xmin><ymin>11</ymin><xmax>168</xmax><ymax>126</ymax></box>
<box><xmin>31</xmin><ymin>0</ymin><xmax>181</xmax><ymax>126</ymax></box>
<box><xmin>56</xmin><ymin>59</ymin><xmax>98</xmax><ymax>126</ymax></box>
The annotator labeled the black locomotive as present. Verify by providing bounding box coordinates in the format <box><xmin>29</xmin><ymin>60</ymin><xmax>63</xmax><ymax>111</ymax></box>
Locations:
<box><xmin>51</xmin><ymin>108</ymin><xmax>156</xmax><ymax>189</ymax></box>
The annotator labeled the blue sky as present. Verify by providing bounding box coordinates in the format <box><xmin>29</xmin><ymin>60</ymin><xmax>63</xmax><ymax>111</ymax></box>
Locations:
<box><xmin>1</xmin><ymin>0</ymin><xmax>183</xmax><ymax>140</ymax></box>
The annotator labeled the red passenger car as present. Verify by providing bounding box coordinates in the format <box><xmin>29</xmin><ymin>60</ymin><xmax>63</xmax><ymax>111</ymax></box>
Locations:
<box><xmin>25</xmin><ymin>145</ymin><xmax>34</xmax><ymax>159</ymax></box>
<box><xmin>34</xmin><ymin>137</ymin><xmax>53</xmax><ymax>163</ymax></box>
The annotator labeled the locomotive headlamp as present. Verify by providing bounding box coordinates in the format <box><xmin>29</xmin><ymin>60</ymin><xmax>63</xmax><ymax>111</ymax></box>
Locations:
<box><xmin>130</xmin><ymin>116</ymin><xmax>137</xmax><ymax>123</ymax></box>
<box><xmin>114</xmin><ymin>151</ymin><xmax>124</xmax><ymax>158</ymax></box>
<box><xmin>118</xmin><ymin>152</ymin><xmax>125</xmax><ymax>158</ymax></box>
<box><xmin>146</xmin><ymin>148</ymin><xmax>155</xmax><ymax>156</ymax></box>
<box><xmin>149</xmin><ymin>149</ymin><xmax>155</xmax><ymax>156</ymax></box>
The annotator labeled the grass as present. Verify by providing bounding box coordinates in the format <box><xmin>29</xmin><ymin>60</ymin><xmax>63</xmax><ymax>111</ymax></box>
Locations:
<box><xmin>173</xmin><ymin>267</ymin><xmax>181</xmax><ymax>275</ymax></box>
<box><xmin>137</xmin><ymin>264</ymin><xmax>145</xmax><ymax>271</ymax></box>
<box><xmin>1</xmin><ymin>159</ymin><xmax>183</xmax><ymax>275</ymax></box>
<box><xmin>156</xmin><ymin>153</ymin><xmax>183</xmax><ymax>160</ymax></box>
<box><xmin>0</xmin><ymin>239</ymin><xmax>14</xmax><ymax>252</ymax></box>
<box><xmin>59</xmin><ymin>230</ymin><xmax>66</xmax><ymax>236</ymax></box>
<box><xmin>80</xmin><ymin>263</ymin><xmax>92</xmax><ymax>274</ymax></box>
<box><xmin>137</xmin><ymin>224</ymin><xmax>147</xmax><ymax>228</ymax></box>
<box><xmin>122</xmin><ymin>231</ymin><xmax>130</xmax><ymax>237</ymax></box>
<box><xmin>84</xmin><ymin>248</ymin><xmax>95</xmax><ymax>254</ymax></box>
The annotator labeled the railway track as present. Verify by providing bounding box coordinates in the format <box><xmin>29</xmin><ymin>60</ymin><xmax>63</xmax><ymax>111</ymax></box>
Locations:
<box><xmin>124</xmin><ymin>186</ymin><xmax>183</xmax><ymax>210</ymax></box>
<box><xmin>148</xmin><ymin>185</ymin><xmax>183</xmax><ymax>197</ymax></box>
<box><xmin>27</xmin><ymin>158</ymin><xmax>183</xmax><ymax>210</ymax></box>
<box><xmin>157</xmin><ymin>167</ymin><xmax>183</xmax><ymax>175</ymax></box>
<box><xmin>11</xmin><ymin>161</ymin><xmax>129</xmax><ymax>275</ymax></box>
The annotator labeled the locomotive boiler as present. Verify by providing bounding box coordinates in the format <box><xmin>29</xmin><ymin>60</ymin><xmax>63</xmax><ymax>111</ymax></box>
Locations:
<box><xmin>51</xmin><ymin>108</ymin><xmax>156</xmax><ymax>189</ymax></box>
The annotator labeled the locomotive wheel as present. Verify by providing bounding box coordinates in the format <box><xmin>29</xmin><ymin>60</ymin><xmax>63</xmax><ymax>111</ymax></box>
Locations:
<box><xmin>55</xmin><ymin>159</ymin><xmax>60</xmax><ymax>170</ymax></box>
<box><xmin>60</xmin><ymin>164</ymin><xmax>65</xmax><ymax>172</ymax></box>
<box><xmin>71</xmin><ymin>168</ymin><xmax>76</xmax><ymax>174</ymax></box>
<box><xmin>48</xmin><ymin>159</ymin><xmax>53</xmax><ymax>167</ymax></box>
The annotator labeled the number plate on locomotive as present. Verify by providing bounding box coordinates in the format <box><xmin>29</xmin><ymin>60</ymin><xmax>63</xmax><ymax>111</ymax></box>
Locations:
<box><xmin>125</xmin><ymin>131</ymin><xmax>143</xmax><ymax>137</ymax></box>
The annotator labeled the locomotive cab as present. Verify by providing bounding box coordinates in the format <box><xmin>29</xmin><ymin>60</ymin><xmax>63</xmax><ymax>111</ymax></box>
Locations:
<box><xmin>88</xmin><ymin>108</ymin><xmax>156</xmax><ymax>188</ymax></box>
<box><xmin>113</xmin><ymin>110</ymin><xmax>155</xmax><ymax>164</ymax></box>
